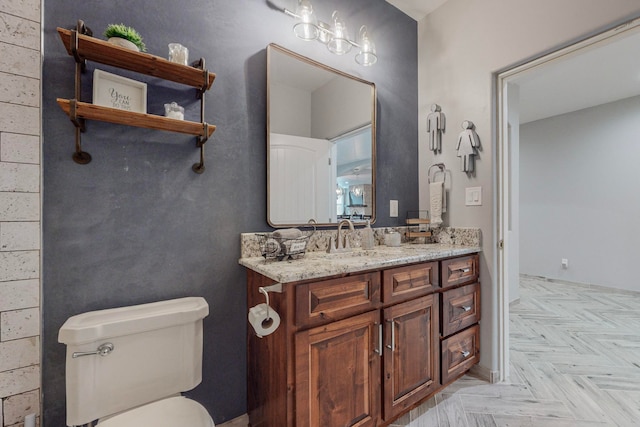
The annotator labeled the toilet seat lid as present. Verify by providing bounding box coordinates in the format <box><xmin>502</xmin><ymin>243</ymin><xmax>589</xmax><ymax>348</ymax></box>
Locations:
<box><xmin>97</xmin><ymin>396</ymin><xmax>214</xmax><ymax>427</ymax></box>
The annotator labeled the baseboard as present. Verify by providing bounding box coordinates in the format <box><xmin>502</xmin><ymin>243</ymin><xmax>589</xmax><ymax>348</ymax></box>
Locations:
<box><xmin>218</xmin><ymin>413</ymin><xmax>249</xmax><ymax>427</ymax></box>
<box><xmin>469</xmin><ymin>364</ymin><xmax>500</xmax><ymax>384</ymax></box>
<box><xmin>520</xmin><ymin>273</ymin><xmax>640</xmax><ymax>296</ymax></box>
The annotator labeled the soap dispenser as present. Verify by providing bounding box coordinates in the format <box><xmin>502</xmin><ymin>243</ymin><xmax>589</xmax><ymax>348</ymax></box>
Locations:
<box><xmin>362</xmin><ymin>220</ymin><xmax>375</xmax><ymax>250</ymax></box>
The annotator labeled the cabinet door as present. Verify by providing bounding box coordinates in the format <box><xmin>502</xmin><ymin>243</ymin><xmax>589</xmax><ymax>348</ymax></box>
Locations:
<box><xmin>383</xmin><ymin>294</ymin><xmax>439</xmax><ymax>421</ymax></box>
<box><xmin>295</xmin><ymin>310</ymin><xmax>381</xmax><ymax>427</ymax></box>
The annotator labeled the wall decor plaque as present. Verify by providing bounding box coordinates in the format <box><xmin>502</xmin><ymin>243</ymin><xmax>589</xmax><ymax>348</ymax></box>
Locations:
<box><xmin>92</xmin><ymin>69</ymin><xmax>147</xmax><ymax>113</ymax></box>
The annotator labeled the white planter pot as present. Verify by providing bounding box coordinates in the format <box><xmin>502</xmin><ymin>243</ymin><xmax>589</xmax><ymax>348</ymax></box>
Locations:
<box><xmin>107</xmin><ymin>37</ymin><xmax>139</xmax><ymax>52</ymax></box>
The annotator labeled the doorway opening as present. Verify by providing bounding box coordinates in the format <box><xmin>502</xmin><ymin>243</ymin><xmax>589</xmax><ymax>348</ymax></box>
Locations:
<box><xmin>496</xmin><ymin>16</ymin><xmax>640</xmax><ymax>380</ymax></box>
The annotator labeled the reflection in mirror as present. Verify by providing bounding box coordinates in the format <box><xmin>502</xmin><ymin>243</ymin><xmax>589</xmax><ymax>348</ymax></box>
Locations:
<box><xmin>267</xmin><ymin>44</ymin><xmax>376</xmax><ymax>227</ymax></box>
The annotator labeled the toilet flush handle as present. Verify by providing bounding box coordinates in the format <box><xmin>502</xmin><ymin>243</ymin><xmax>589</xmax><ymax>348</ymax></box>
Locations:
<box><xmin>72</xmin><ymin>342</ymin><xmax>114</xmax><ymax>358</ymax></box>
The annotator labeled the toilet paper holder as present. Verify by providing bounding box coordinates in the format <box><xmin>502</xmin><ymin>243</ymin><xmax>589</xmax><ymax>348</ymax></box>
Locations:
<box><xmin>258</xmin><ymin>283</ymin><xmax>282</xmax><ymax>321</ymax></box>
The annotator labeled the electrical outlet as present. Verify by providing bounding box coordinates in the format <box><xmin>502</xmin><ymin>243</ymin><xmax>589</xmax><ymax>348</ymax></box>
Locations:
<box><xmin>561</xmin><ymin>258</ymin><xmax>569</xmax><ymax>268</ymax></box>
<box><xmin>390</xmin><ymin>200</ymin><xmax>398</xmax><ymax>217</ymax></box>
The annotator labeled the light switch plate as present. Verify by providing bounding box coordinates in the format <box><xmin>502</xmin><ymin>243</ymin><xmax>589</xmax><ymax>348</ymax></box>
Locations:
<box><xmin>465</xmin><ymin>187</ymin><xmax>482</xmax><ymax>206</ymax></box>
<box><xmin>390</xmin><ymin>200</ymin><xmax>398</xmax><ymax>217</ymax></box>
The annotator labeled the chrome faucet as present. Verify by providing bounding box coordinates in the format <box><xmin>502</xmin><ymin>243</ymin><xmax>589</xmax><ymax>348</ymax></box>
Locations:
<box><xmin>328</xmin><ymin>219</ymin><xmax>355</xmax><ymax>253</ymax></box>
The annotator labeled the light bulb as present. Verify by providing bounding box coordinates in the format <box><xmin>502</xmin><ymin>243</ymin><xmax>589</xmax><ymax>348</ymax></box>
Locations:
<box><xmin>355</xmin><ymin>26</ymin><xmax>377</xmax><ymax>66</ymax></box>
<box><xmin>293</xmin><ymin>0</ymin><xmax>318</xmax><ymax>41</ymax></box>
<box><xmin>327</xmin><ymin>11</ymin><xmax>352</xmax><ymax>55</ymax></box>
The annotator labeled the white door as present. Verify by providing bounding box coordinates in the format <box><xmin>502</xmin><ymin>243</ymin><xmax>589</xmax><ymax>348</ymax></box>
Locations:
<box><xmin>269</xmin><ymin>133</ymin><xmax>335</xmax><ymax>224</ymax></box>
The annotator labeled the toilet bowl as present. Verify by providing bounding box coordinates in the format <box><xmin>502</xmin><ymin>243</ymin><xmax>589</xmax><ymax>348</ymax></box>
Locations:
<box><xmin>58</xmin><ymin>297</ymin><xmax>215</xmax><ymax>427</ymax></box>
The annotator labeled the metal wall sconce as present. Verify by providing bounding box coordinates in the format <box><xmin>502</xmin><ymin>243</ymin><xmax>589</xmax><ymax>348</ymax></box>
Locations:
<box><xmin>283</xmin><ymin>0</ymin><xmax>378</xmax><ymax>66</ymax></box>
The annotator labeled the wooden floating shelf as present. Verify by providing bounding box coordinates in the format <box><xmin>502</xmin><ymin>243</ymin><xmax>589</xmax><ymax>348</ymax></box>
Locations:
<box><xmin>406</xmin><ymin>218</ymin><xmax>431</xmax><ymax>225</ymax></box>
<box><xmin>405</xmin><ymin>231</ymin><xmax>432</xmax><ymax>238</ymax></box>
<box><xmin>57</xmin><ymin>28</ymin><xmax>216</xmax><ymax>90</ymax></box>
<box><xmin>57</xmin><ymin>99</ymin><xmax>216</xmax><ymax>138</ymax></box>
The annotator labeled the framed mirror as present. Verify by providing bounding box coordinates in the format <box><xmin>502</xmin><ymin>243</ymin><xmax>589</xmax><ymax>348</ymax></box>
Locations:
<box><xmin>267</xmin><ymin>44</ymin><xmax>376</xmax><ymax>227</ymax></box>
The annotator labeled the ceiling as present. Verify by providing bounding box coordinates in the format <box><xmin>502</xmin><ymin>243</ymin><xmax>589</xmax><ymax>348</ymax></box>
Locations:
<box><xmin>386</xmin><ymin>1</ymin><xmax>640</xmax><ymax>125</ymax></box>
<box><xmin>511</xmin><ymin>29</ymin><xmax>640</xmax><ymax>123</ymax></box>
<box><xmin>384</xmin><ymin>0</ymin><xmax>449</xmax><ymax>20</ymax></box>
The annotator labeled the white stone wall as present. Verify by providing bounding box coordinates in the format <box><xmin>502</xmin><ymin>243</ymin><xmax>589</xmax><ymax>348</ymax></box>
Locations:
<box><xmin>0</xmin><ymin>0</ymin><xmax>42</xmax><ymax>426</ymax></box>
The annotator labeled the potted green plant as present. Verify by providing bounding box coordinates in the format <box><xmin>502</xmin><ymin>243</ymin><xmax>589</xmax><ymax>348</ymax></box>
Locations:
<box><xmin>104</xmin><ymin>24</ymin><xmax>147</xmax><ymax>52</ymax></box>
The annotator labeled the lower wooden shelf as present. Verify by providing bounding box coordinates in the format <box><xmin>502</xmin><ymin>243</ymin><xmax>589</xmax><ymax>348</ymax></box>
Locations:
<box><xmin>56</xmin><ymin>98</ymin><xmax>216</xmax><ymax>138</ymax></box>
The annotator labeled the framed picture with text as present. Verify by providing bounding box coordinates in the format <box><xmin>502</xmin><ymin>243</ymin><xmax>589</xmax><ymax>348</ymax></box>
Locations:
<box><xmin>92</xmin><ymin>69</ymin><xmax>147</xmax><ymax>113</ymax></box>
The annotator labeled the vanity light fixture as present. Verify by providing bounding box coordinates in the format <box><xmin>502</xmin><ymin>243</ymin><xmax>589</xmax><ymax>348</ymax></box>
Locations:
<box><xmin>283</xmin><ymin>0</ymin><xmax>378</xmax><ymax>66</ymax></box>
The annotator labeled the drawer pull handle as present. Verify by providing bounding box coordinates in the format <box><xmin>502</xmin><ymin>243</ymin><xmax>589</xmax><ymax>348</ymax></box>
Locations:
<box><xmin>386</xmin><ymin>320</ymin><xmax>395</xmax><ymax>351</ymax></box>
<box><xmin>461</xmin><ymin>350</ymin><xmax>470</xmax><ymax>358</ymax></box>
<box><xmin>457</xmin><ymin>267</ymin><xmax>471</xmax><ymax>274</ymax></box>
<box><xmin>461</xmin><ymin>305</ymin><xmax>472</xmax><ymax>312</ymax></box>
<box><xmin>375</xmin><ymin>324</ymin><xmax>383</xmax><ymax>356</ymax></box>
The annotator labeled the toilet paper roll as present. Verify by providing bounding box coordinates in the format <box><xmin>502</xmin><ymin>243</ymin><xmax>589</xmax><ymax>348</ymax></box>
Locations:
<box><xmin>248</xmin><ymin>303</ymin><xmax>281</xmax><ymax>338</ymax></box>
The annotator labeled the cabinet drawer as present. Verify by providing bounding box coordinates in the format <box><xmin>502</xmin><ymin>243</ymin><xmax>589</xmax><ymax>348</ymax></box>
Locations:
<box><xmin>296</xmin><ymin>272</ymin><xmax>381</xmax><ymax>328</ymax></box>
<box><xmin>382</xmin><ymin>262</ymin><xmax>439</xmax><ymax>304</ymax></box>
<box><xmin>441</xmin><ymin>283</ymin><xmax>480</xmax><ymax>337</ymax></box>
<box><xmin>441</xmin><ymin>254</ymin><xmax>478</xmax><ymax>289</ymax></box>
<box><xmin>441</xmin><ymin>325</ymin><xmax>480</xmax><ymax>385</ymax></box>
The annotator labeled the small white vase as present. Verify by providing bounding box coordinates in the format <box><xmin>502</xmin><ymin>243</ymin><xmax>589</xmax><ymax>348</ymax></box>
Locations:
<box><xmin>107</xmin><ymin>37</ymin><xmax>139</xmax><ymax>52</ymax></box>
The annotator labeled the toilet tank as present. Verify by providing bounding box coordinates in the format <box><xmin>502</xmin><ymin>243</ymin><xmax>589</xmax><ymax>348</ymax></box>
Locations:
<box><xmin>58</xmin><ymin>297</ymin><xmax>209</xmax><ymax>426</ymax></box>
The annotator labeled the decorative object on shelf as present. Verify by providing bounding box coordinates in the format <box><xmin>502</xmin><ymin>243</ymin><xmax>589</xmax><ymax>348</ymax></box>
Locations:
<box><xmin>164</xmin><ymin>102</ymin><xmax>184</xmax><ymax>120</ymax></box>
<box><xmin>282</xmin><ymin>0</ymin><xmax>377</xmax><ymax>66</ymax></box>
<box><xmin>93</xmin><ymin>69</ymin><xmax>147</xmax><ymax>113</ymax></box>
<box><xmin>56</xmin><ymin>20</ymin><xmax>216</xmax><ymax>173</ymax></box>
<box><xmin>426</xmin><ymin>104</ymin><xmax>445</xmax><ymax>153</ymax></box>
<box><xmin>168</xmin><ymin>43</ymin><xmax>189</xmax><ymax>65</ymax></box>
<box><xmin>103</xmin><ymin>23</ymin><xmax>146</xmax><ymax>52</ymax></box>
<box><xmin>456</xmin><ymin>120</ymin><xmax>481</xmax><ymax>173</ymax></box>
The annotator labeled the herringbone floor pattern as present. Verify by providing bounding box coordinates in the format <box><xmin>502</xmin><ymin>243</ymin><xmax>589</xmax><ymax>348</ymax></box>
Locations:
<box><xmin>391</xmin><ymin>276</ymin><xmax>640</xmax><ymax>426</ymax></box>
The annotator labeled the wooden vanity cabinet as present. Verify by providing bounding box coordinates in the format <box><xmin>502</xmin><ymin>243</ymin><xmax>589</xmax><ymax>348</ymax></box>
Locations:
<box><xmin>246</xmin><ymin>253</ymin><xmax>480</xmax><ymax>427</ymax></box>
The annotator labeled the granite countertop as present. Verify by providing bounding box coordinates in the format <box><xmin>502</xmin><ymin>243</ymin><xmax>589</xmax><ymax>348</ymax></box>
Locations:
<box><xmin>239</xmin><ymin>243</ymin><xmax>481</xmax><ymax>284</ymax></box>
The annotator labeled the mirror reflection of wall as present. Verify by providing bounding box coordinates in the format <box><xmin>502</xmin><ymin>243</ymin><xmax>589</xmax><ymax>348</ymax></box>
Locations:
<box><xmin>267</xmin><ymin>44</ymin><xmax>376</xmax><ymax>227</ymax></box>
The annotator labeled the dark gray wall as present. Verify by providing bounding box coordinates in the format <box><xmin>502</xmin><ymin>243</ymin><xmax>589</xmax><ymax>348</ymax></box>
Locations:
<box><xmin>42</xmin><ymin>0</ymin><xmax>417</xmax><ymax>425</ymax></box>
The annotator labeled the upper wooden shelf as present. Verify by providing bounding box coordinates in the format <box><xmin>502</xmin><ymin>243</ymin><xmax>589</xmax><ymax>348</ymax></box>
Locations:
<box><xmin>57</xmin><ymin>27</ymin><xmax>216</xmax><ymax>90</ymax></box>
<box><xmin>57</xmin><ymin>99</ymin><xmax>216</xmax><ymax>138</ymax></box>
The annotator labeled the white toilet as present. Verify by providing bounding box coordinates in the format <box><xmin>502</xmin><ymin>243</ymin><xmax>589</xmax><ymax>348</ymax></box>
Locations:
<box><xmin>58</xmin><ymin>297</ymin><xmax>215</xmax><ymax>427</ymax></box>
